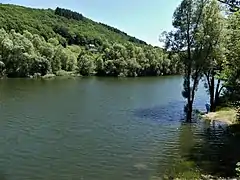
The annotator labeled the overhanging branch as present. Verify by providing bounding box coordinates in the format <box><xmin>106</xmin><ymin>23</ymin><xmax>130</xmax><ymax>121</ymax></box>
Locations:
<box><xmin>218</xmin><ymin>0</ymin><xmax>240</xmax><ymax>11</ymax></box>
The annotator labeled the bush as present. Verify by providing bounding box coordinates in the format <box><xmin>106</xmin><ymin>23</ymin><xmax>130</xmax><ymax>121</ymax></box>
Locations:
<box><xmin>55</xmin><ymin>70</ymin><xmax>75</xmax><ymax>76</ymax></box>
<box><xmin>236</xmin><ymin>162</ymin><xmax>240</xmax><ymax>177</ymax></box>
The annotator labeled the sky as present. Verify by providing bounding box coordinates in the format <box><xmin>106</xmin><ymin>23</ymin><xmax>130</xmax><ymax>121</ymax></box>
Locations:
<box><xmin>2</xmin><ymin>0</ymin><xmax>181</xmax><ymax>46</ymax></box>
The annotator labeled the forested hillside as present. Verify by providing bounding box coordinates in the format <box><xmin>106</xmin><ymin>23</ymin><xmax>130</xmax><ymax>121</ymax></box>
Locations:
<box><xmin>0</xmin><ymin>3</ymin><xmax>181</xmax><ymax>78</ymax></box>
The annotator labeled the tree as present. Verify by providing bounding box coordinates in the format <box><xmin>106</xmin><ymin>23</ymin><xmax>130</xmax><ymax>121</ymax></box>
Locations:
<box><xmin>77</xmin><ymin>53</ymin><xmax>95</xmax><ymax>76</ymax></box>
<box><xmin>224</xmin><ymin>11</ymin><xmax>240</xmax><ymax>104</ymax></box>
<box><xmin>162</xmin><ymin>0</ymin><xmax>207</xmax><ymax>122</ymax></box>
<box><xmin>0</xmin><ymin>4</ymin><xmax>183</xmax><ymax>78</ymax></box>
<box><xmin>124</xmin><ymin>58</ymin><xmax>140</xmax><ymax>77</ymax></box>
<box><xmin>66</xmin><ymin>52</ymin><xmax>77</xmax><ymax>71</ymax></box>
<box><xmin>95</xmin><ymin>55</ymin><xmax>105</xmax><ymax>76</ymax></box>
<box><xmin>2</xmin><ymin>30</ymin><xmax>36</xmax><ymax>77</ymax></box>
<box><xmin>51</xmin><ymin>46</ymin><xmax>65</xmax><ymax>73</ymax></box>
<box><xmin>200</xmin><ymin>0</ymin><xmax>226</xmax><ymax>112</ymax></box>
<box><xmin>55</xmin><ymin>7</ymin><xmax>84</xmax><ymax>21</ymax></box>
<box><xmin>30</xmin><ymin>56</ymin><xmax>51</xmax><ymax>76</ymax></box>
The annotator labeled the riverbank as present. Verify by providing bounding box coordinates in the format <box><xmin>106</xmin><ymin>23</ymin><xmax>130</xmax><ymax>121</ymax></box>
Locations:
<box><xmin>194</xmin><ymin>107</ymin><xmax>239</xmax><ymax>180</ymax></box>
<box><xmin>202</xmin><ymin>107</ymin><xmax>236</xmax><ymax>125</ymax></box>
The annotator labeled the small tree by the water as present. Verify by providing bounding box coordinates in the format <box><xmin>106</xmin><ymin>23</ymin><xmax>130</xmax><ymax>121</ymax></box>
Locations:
<box><xmin>162</xmin><ymin>0</ymin><xmax>209</xmax><ymax>122</ymax></box>
<box><xmin>200</xmin><ymin>0</ymin><xmax>227</xmax><ymax>112</ymax></box>
<box><xmin>161</xmin><ymin>0</ymin><xmax>235</xmax><ymax>121</ymax></box>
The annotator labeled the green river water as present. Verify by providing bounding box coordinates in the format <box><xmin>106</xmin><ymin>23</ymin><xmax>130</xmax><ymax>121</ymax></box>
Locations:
<box><xmin>0</xmin><ymin>76</ymin><xmax>239</xmax><ymax>180</ymax></box>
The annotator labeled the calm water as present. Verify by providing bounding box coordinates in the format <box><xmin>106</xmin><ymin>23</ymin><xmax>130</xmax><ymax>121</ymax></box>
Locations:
<box><xmin>0</xmin><ymin>76</ymin><xmax>236</xmax><ymax>180</ymax></box>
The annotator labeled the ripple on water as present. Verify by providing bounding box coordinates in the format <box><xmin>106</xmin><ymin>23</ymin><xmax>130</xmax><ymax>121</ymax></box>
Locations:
<box><xmin>0</xmin><ymin>78</ymin><xmax>237</xmax><ymax>180</ymax></box>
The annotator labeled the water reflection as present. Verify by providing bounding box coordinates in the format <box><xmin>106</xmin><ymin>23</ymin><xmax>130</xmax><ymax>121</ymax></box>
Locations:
<box><xmin>0</xmin><ymin>171</ymin><xmax>7</xmax><ymax>180</ymax></box>
<box><xmin>1</xmin><ymin>77</ymin><xmax>239</xmax><ymax>179</ymax></box>
<box><xmin>186</xmin><ymin>122</ymin><xmax>240</xmax><ymax>178</ymax></box>
<box><xmin>156</xmin><ymin>122</ymin><xmax>202</xmax><ymax>179</ymax></box>
<box><xmin>133</xmin><ymin>103</ymin><xmax>235</xmax><ymax>179</ymax></box>
<box><xmin>150</xmin><ymin>120</ymin><xmax>240</xmax><ymax>179</ymax></box>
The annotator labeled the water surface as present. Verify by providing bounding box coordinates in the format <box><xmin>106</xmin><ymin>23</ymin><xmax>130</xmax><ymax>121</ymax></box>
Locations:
<box><xmin>0</xmin><ymin>76</ymin><xmax>237</xmax><ymax>180</ymax></box>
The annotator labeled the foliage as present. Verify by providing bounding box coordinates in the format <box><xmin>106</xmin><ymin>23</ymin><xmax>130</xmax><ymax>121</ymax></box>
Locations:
<box><xmin>220</xmin><ymin>10</ymin><xmax>240</xmax><ymax>123</ymax></box>
<box><xmin>99</xmin><ymin>22</ymin><xmax>147</xmax><ymax>45</ymax></box>
<box><xmin>162</xmin><ymin>0</ymin><xmax>240</xmax><ymax>121</ymax></box>
<box><xmin>77</xmin><ymin>52</ymin><xmax>95</xmax><ymax>76</ymax></box>
<box><xmin>236</xmin><ymin>162</ymin><xmax>240</xmax><ymax>177</ymax></box>
<box><xmin>0</xmin><ymin>4</ymin><xmax>181</xmax><ymax>78</ymax></box>
<box><xmin>0</xmin><ymin>27</ymin><xmax>78</xmax><ymax>77</ymax></box>
<box><xmin>0</xmin><ymin>3</ymin><xmax>148</xmax><ymax>47</ymax></box>
<box><xmin>0</xmin><ymin>27</ymin><xmax>179</xmax><ymax>77</ymax></box>
<box><xmin>55</xmin><ymin>7</ymin><xmax>84</xmax><ymax>21</ymax></box>
<box><xmin>163</xmin><ymin>0</ymin><xmax>208</xmax><ymax>122</ymax></box>
<box><xmin>199</xmin><ymin>0</ymin><xmax>227</xmax><ymax>112</ymax></box>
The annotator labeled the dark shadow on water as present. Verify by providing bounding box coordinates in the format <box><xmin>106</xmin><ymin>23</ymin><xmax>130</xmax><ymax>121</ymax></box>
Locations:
<box><xmin>151</xmin><ymin>121</ymin><xmax>240</xmax><ymax>179</ymax></box>
<box><xmin>133</xmin><ymin>100</ymin><xmax>186</xmax><ymax>124</ymax></box>
<box><xmin>131</xmin><ymin>100</ymin><xmax>240</xmax><ymax>178</ymax></box>
<box><xmin>132</xmin><ymin>101</ymin><xmax>240</xmax><ymax>178</ymax></box>
<box><xmin>0</xmin><ymin>171</ymin><xmax>7</xmax><ymax>180</ymax></box>
<box><xmin>185</xmin><ymin>122</ymin><xmax>240</xmax><ymax>178</ymax></box>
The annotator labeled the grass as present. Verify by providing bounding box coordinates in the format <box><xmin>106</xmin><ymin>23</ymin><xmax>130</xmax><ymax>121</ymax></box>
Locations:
<box><xmin>203</xmin><ymin>106</ymin><xmax>236</xmax><ymax>124</ymax></box>
<box><xmin>55</xmin><ymin>70</ymin><xmax>78</xmax><ymax>77</ymax></box>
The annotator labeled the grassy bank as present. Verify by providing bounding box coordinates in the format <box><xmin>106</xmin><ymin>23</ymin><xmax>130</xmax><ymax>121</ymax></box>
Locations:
<box><xmin>202</xmin><ymin>107</ymin><xmax>237</xmax><ymax>125</ymax></box>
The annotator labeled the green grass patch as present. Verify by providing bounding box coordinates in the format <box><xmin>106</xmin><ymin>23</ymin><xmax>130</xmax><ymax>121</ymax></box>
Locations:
<box><xmin>203</xmin><ymin>106</ymin><xmax>236</xmax><ymax>124</ymax></box>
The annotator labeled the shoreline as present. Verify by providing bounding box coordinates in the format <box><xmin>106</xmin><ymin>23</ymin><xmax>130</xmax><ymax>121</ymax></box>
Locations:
<box><xmin>202</xmin><ymin>107</ymin><xmax>236</xmax><ymax>125</ymax></box>
<box><xmin>0</xmin><ymin>72</ymin><xmax>180</xmax><ymax>79</ymax></box>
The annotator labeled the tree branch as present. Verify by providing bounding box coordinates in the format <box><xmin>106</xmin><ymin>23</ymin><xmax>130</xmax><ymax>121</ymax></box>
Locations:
<box><xmin>218</xmin><ymin>0</ymin><xmax>240</xmax><ymax>11</ymax></box>
<box><xmin>218</xmin><ymin>0</ymin><xmax>240</xmax><ymax>7</ymax></box>
<box><xmin>204</xmin><ymin>71</ymin><xmax>211</xmax><ymax>88</ymax></box>
<box><xmin>218</xmin><ymin>84</ymin><xmax>224</xmax><ymax>95</ymax></box>
<box><xmin>190</xmin><ymin>0</ymin><xmax>207</xmax><ymax>45</ymax></box>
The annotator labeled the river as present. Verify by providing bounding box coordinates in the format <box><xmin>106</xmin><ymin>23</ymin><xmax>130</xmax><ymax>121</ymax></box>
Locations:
<box><xmin>0</xmin><ymin>76</ymin><xmax>237</xmax><ymax>180</ymax></box>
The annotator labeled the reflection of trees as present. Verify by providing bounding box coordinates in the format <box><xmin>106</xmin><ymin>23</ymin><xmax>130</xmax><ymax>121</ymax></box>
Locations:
<box><xmin>153</xmin><ymin>122</ymin><xmax>201</xmax><ymax>179</ymax></box>
<box><xmin>0</xmin><ymin>171</ymin><xmax>7</xmax><ymax>180</ymax></box>
<box><xmin>152</xmin><ymin>119</ymin><xmax>240</xmax><ymax>179</ymax></box>
<box><xmin>173</xmin><ymin>122</ymin><xmax>203</xmax><ymax>179</ymax></box>
<box><xmin>179</xmin><ymin>123</ymin><xmax>196</xmax><ymax>157</ymax></box>
<box><xmin>186</xmin><ymin>122</ymin><xmax>240</xmax><ymax>177</ymax></box>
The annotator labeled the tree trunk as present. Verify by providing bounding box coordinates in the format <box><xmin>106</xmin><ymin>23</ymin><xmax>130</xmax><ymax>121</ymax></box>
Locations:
<box><xmin>205</xmin><ymin>71</ymin><xmax>222</xmax><ymax>112</ymax></box>
<box><xmin>210</xmin><ymin>73</ymin><xmax>215</xmax><ymax>112</ymax></box>
<box><xmin>214</xmin><ymin>79</ymin><xmax>223</xmax><ymax>110</ymax></box>
<box><xmin>186</xmin><ymin>100</ymin><xmax>193</xmax><ymax>122</ymax></box>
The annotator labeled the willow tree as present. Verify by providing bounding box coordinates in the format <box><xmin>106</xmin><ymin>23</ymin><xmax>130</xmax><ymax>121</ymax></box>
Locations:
<box><xmin>199</xmin><ymin>0</ymin><xmax>227</xmax><ymax>112</ymax></box>
<box><xmin>162</xmin><ymin>0</ymin><xmax>207</xmax><ymax>122</ymax></box>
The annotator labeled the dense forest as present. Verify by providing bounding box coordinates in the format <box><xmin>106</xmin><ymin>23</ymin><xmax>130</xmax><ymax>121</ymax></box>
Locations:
<box><xmin>0</xmin><ymin>4</ymin><xmax>181</xmax><ymax>78</ymax></box>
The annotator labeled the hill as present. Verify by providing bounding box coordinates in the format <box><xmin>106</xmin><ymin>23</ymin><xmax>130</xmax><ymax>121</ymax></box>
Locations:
<box><xmin>0</xmin><ymin>3</ymin><xmax>181</xmax><ymax>77</ymax></box>
<box><xmin>0</xmin><ymin>4</ymin><xmax>147</xmax><ymax>47</ymax></box>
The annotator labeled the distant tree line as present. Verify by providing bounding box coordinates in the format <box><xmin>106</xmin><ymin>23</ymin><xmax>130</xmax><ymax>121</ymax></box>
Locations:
<box><xmin>0</xmin><ymin>4</ymin><xmax>182</xmax><ymax>78</ymax></box>
<box><xmin>0</xmin><ymin>28</ymin><xmax>181</xmax><ymax>78</ymax></box>
<box><xmin>55</xmin><ymin>7</ymin><xmax>84</xmax><ymax>21</ymax></box>
<box><xmin>53</xmin><ymin>25</ymin><xmax>103</xmax><ymax>47</ymax></box>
